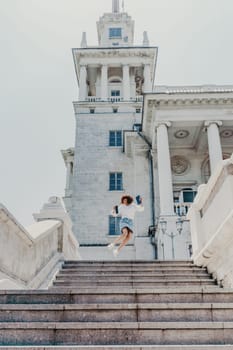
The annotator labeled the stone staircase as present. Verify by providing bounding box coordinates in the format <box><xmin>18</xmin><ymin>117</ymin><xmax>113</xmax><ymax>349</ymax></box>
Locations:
<box><xmin>1</xmin><ymin>260</ymin><xmax>233</xmax><ymax>349</ymax></box>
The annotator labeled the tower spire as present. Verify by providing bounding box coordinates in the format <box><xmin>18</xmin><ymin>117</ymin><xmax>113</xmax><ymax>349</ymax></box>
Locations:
<box><xmin>112</xmin><ymin>0</ymin><xmax>120</xmax><ymax>13</ymax></box>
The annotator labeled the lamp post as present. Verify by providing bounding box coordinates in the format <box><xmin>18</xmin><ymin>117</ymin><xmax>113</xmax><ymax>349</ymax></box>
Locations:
<box><xmin>159</xmin><ymin>218</ymin><xmax>183</xmax><ymax>259</ymax></box>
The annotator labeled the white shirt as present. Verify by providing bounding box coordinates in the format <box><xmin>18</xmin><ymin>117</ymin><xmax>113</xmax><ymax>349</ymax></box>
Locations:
<box><xmin>111</xmin><ymin>203</ymin><xmax>144</xmax><ymax>220</ymax></box>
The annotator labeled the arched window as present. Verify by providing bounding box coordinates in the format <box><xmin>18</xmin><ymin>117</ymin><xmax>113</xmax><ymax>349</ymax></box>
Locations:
<box><xmin>109</xmin><ymin>77</ymin><xmax>122</xmax><ymax>84</ymax></box>
<box><xmin>108</xmin><ymin>77</ymin><xmax>122</xmax><ymax>99</ymax></box>
<box><xmin>201</xmin><ymin>153</ymin><xmax>230</xmax><ymax>183</ymax></box>
<box><xmin>109</xmin><ymin>79</ymin><xmax>121</xmax><ymax>84</ymax></box>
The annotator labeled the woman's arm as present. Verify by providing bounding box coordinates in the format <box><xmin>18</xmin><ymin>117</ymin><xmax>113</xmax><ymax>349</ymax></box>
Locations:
<box><xmin>111</xmin><ymin>205</ymin><xmax>122</xmax><ymax>217</ymax></box>
<box><xmin>134</xmin><ymin>201</ymin><xmax>144</xmax><ymax>212</ymax></box>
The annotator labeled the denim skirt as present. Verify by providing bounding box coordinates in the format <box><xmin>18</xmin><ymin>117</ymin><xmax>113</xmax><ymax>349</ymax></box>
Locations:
<box><xmin>120</xmin><ymin>217</ymin><xmax>134</xmax><ymax>233</ymax></box>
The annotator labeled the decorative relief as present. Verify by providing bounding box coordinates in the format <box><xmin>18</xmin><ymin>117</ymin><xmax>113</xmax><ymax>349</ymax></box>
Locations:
<box><xmin>174</xmin><ymin>130</ymin><xmax>190</xmax><ymax>139</ymax></box>
<box><xmin>78</xmin><ymin>50</ymin><xmax>155</xmax><ymax>59</ymax></box>
<box><xmin>171</xmin><ymin>156</ymin><xmax>190</xmax><ymax>175</ymax></box>
<box><xmin>135</xmin><ymin>75</ymin><xmax>143</xmax><ymax>95</ymax></box>
<box><xmin>220</xmin><ymin>129</ymin><xmax>233</xmax><ymax>138</ymax></box>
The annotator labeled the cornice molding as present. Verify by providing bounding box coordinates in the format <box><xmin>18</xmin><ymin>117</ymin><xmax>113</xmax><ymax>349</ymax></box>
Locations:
<box><xmin>148</xmin><ymin>97</ymin><xmax>233</xmax><ymax>108</ymax></box>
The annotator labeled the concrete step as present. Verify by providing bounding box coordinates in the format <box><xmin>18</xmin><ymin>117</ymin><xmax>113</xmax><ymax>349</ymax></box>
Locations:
<box><xmin>52</xmin><ymin>279</ymin><xmax>216</xmax><ymax>288</ymax></box>
<box><xmin>1</xmin><ymin>303</ymin><xmax>233</xmax><ymax>323</ymax></box>
<box><xmin>50</xmin><ymin>286</ymin><xmax>220</xmax><ymax>293</ymax></box>
<box><xmin>1</xmin><ymin>321</ymin><xmax>233</xmax><ymax>345</ymax></box>
<box><xmin>59</xmin><ymin>268</ymin><xmax>209</xmax><ymax>276</ymax></box>
<box><xmin>62</xmin><ymin>261</ymin><xmax>198</xmax><ymax>269</ymax></box>
<box><xmin>1</xmin><ymin>346</ymin><xmax>233</xmax><ymax>350</ymax></box>
<box><xmin>60</xmin><ymin>267</ymin><xmax>207</xmax><ymax>274</ymax></box>
<box><xmin>2</xmin><ymin>347</ymin><xmax>233</xmax><ymax>350</ymax></box>
<box><xmin>64</xmin><ymin>260</ymin><xmax>194</xmax><ymax>265</ymax></box>
<box><xmin>56</xmin><ymin>273</ymin><xmax>212</xmax><ymax>281</ymax></box>
<box><xmin>1</xmin><ymin>287</ymin><xmax>228</xmax><ymax>304</ymax></box>
<box><xmin>58</xmin><ymin>269</ymin><xmax>209</xmax><ymax>276</ymax></box>
<box><xmin>1</xmin><ymin>259</ymin><xmax>232</xmax><ymax>347</ymax></box>
<box><xmin>62</xmin><ymin>262</ymin><xmax>206</xmax><ymax>271</ymax></box>
<box><xmin>62</xmin><ymin>263</ymin><xmax>199</xmax><ymax>269</ymax></box>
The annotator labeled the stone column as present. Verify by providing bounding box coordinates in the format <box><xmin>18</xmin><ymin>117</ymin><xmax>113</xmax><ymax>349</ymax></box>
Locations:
<box><xmin>79</xmin><ymin>65</ymin><xmax>87</xmax><ymax>101</ymax></box>
<box><xmin>66</xmin><ymin>162</ymin><xmax>72</xmax><ymax>190</ymax></box>
<box><xmin>101</xmin><ymin>64</ymin><xmax>108</xmax><ymax>100</ymax></box>
<box><xmin>143</xmin><ymin>64</ymin><xmax>152</xmax><ymax>93</ymax></box>
<box><xmin>156</xmin><ymin>122</ymin><xmax>174</xmax><ymax>216</ymax></box>
<box><xmin>205</xmin><ymin>121</ymin><xmax>223</xmax><ymax>174</ymax></box>
<box><xmin>123</xmin><ymin>64</ymin><xmax>130</xmax><ymax>101</ymax></box>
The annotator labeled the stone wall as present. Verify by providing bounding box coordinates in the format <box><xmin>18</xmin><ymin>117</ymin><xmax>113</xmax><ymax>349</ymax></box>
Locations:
<box><xmin>72</xmin><ymin>108</ymin><xmax>152</xmax><ymax>246</ymax></box>
<box><xmin>78</xmin><ymin>237</ymin><xmax>155</xmax><ymax>261</ymax></box>
<box><xmin>0</xmin><ymin>198</ymin><xmax>80</xmax><ymax>289</ymax></box>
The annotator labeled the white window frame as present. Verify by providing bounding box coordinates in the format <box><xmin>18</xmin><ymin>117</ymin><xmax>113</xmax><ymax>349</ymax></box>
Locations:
<box><xmin>109</xmin><ymin>28</ymin><xmax>122</xmax><ymax>39</ymax></box>
<box><xmin>109</xmin><ymin>172</ymin><xmax>123</xmax><ymax>191</ymax></box>
<box><xmin>109</xmin><ymin>130</ymin><xmax>122</xmax><ymax>147</ymax></box>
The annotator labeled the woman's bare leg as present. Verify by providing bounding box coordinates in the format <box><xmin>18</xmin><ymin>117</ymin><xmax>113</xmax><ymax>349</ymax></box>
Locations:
<box><xmin>117</xmin><ymin>230</ymin><xmax>132</xmax><ymax>252</ymax></box>
<box><xmin>109</xmin><ymin>228</ymin><xmax>128</xmax><ymax>247</ymax></box>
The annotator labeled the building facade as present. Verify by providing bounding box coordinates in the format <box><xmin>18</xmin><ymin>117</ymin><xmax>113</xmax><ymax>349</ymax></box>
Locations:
<box><xmin>125</xmin><ymin>86</ymin><xmax>233</xmax><ymax>260</ymax></box>
<box><xmin>62</xmin><ymin>1</ymin><xmax>233</xmax><ymax>260</ymax></box>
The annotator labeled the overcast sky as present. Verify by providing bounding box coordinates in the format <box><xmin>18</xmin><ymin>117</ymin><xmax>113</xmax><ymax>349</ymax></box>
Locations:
<box><xmin>0</xmin><ymin>0</ymin><xmax>233</xmax><ymax>227</ymax></box>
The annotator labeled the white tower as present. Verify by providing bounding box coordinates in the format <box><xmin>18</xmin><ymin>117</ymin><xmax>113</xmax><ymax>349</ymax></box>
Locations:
<box><xmin>62</xmin><ymin>2</ymin><xmax>158</xmax><ymax>260</ymax></box>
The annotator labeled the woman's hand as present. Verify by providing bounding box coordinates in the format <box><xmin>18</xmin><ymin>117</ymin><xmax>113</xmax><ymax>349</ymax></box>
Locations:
<box><xmin>137</xmin><ymin>196</ymin><xmax>143</xmax><ymax>204</ymax></box>
<box><xmin>111</xmin><ymin>205</ymin><xmax>119</xmax><ymax>216</ymax></box>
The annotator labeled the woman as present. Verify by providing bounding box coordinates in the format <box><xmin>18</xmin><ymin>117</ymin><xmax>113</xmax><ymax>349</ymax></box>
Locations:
<box><xmin>108</xmin><ymin>194</ymin><xmax>144</xmax><ymax>257</ymax></box>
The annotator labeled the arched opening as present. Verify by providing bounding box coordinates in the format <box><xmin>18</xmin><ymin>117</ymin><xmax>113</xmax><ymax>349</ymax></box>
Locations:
<box><xmin>201</xmin><ymin>153</ymin><xmax>231</xmax><ymax>183</ymax></box>
<box><xmin>108</xmin><ymin>76</ymin><xmax>122</xmax><ymax>99</ymax></box>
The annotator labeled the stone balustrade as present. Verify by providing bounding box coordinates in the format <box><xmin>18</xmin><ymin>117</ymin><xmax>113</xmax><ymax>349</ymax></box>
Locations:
<box><xmin>174</xmin><ymin>202</ymin><xmax>192</xmax><ymax>217</ymax></box>
<box><xmin>0</xmin><ymin>197</ymin><xmax>80</xmax><ymax>290</ymax></box>
<box><xmin>187</xmin><ymin>154</ymin><xmax>233</xmax><ymax>288</ymax></box>
<box><xmin>85</xmin><ymin>97</ymin><xmax>102</xmax><ymax>102</ymax></box>
<box><xmin>84</xmin><ymin>96</ymin><xmax>143</xmax><ymax>103</ymax></box>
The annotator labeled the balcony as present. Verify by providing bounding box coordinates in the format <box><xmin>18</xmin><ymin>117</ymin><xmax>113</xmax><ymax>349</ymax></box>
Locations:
<box><xmin>134</xmin><ymin>96</ymin><xmax>143</xmax><ymax>102</ymax></box>
<box><xmin>174</xmin><ymin>202</ymin><xmax>192</xmax><ymax>217</ymax></box>
<box><xmin>86</xmin><ymin>97</ymin><xmax>102</xmax><ymax>102</ymax></box>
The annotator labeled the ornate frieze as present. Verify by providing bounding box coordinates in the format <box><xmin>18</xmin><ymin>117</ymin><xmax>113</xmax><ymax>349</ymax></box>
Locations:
<box><xmin>147</xmin><ymin>97</ymin><xmax>233</xmax><ymax>109</ymax></box>
<box><xmin>74</xmin><ymin>47</ymin><xmax>157</xmax><ymax>61</ymax></box>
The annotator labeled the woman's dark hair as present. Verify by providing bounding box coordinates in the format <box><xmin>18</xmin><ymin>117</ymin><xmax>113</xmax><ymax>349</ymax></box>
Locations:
<box><xmin>121</xmin><ymin>195</ymin><xmax>134</xmax><ymax>205</ymax></box>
